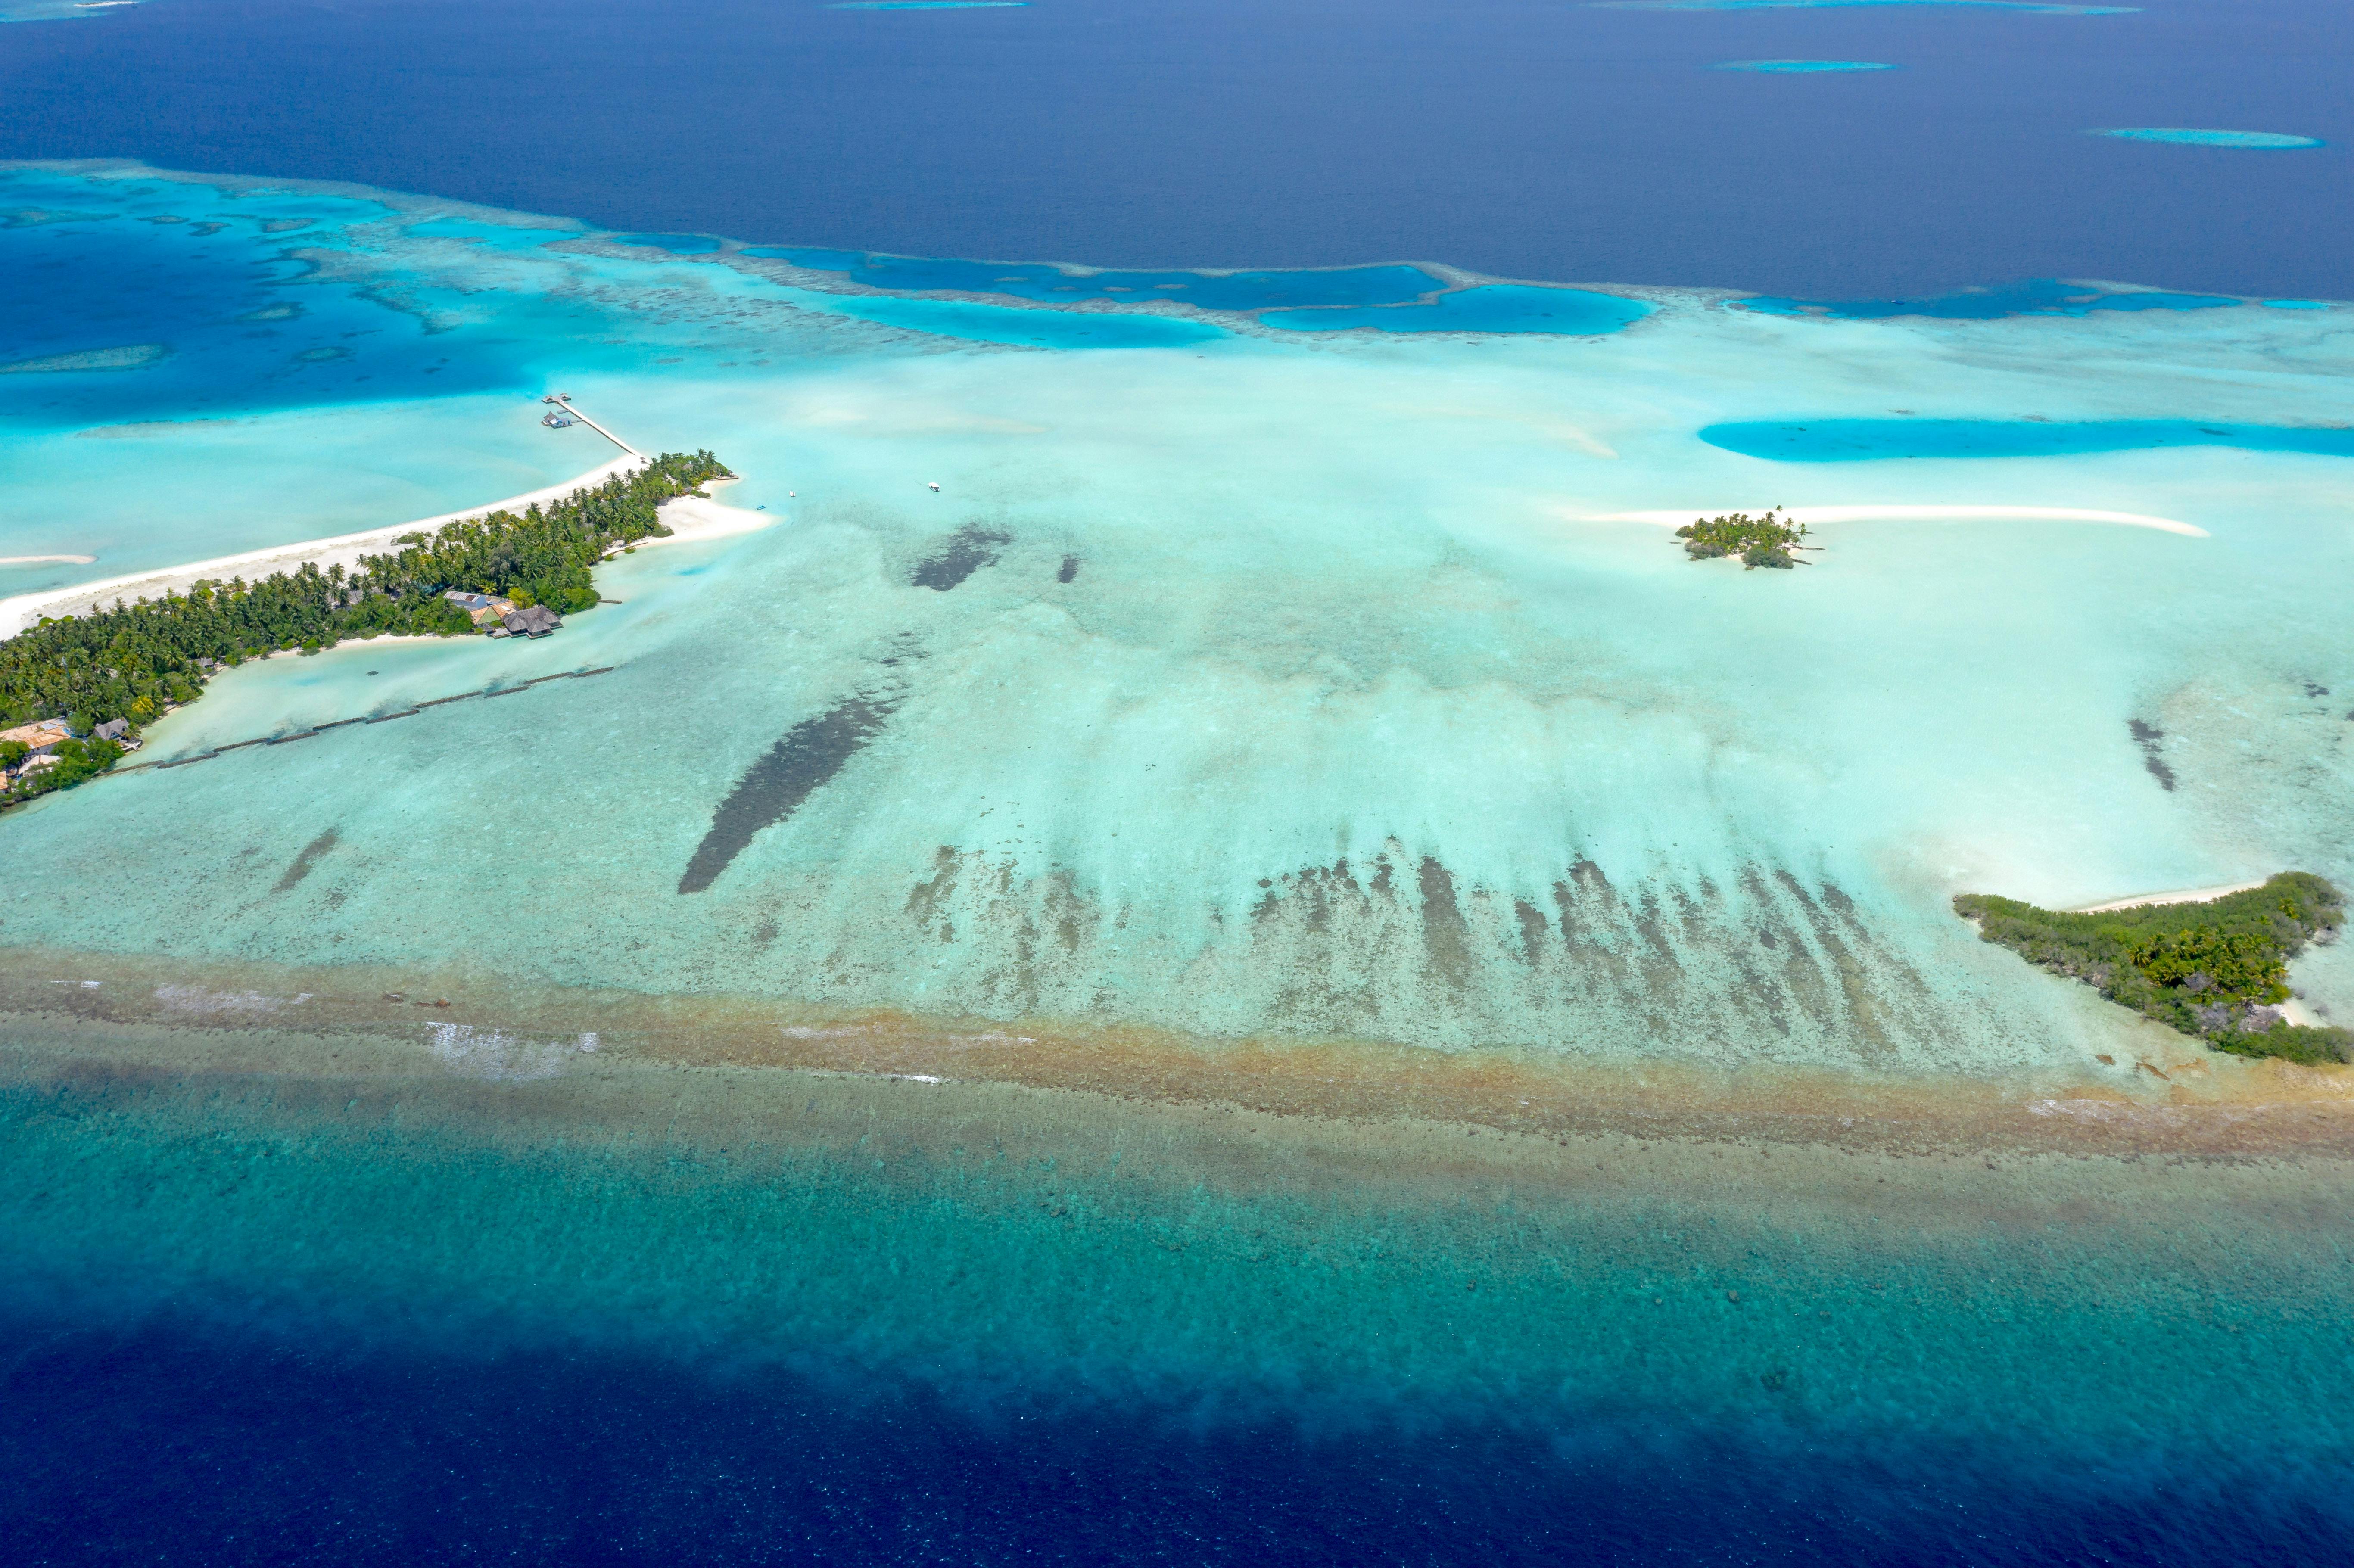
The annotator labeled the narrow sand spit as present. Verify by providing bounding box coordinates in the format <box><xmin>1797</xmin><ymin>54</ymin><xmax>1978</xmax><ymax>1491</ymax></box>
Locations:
<box><xmin>624</xmin><ymin>477</ymin><xmax>771</xmax><ymax>551</ymax></box>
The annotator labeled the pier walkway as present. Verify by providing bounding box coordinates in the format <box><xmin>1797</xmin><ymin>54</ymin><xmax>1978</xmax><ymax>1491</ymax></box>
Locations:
<box><xmin>545</xmin><ymin>396</ymin><xmax>639</xmax><ymax>457</ymax></box>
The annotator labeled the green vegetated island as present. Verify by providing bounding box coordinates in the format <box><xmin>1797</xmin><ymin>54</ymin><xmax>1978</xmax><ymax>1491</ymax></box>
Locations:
<box><xmin>1957</xmin><ymin>874</ymin><xmax>2350</xmax><ymax>1063</ymax></box>
<box><xmin>1678</xmin><ymin>510</ymin><xmax>1812</xmax><ymax>570</ymax></box>
<box><xmin>0</xmin><ymin>450</ymin><xmax>733</xmax><ymax>810</ymax></box>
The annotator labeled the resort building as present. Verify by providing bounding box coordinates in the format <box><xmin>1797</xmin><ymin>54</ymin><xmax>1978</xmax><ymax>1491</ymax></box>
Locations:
<box><xmin>491</xmin><ymin>606</ymin><xmax>563</xmax><ymax>639</ymax></box>
<box><xmin>0</xmin><ymin>719</ymin><xmax>71</xmax><ymax>784</ymax></box>
<box><xmin>0</xmin><ymin>719</ymin><xmax>70</xmax><ymax>757</ymax></box>
<box><xmin>443</xmin><ymin>590</ymin><xmax>517</xmax><ymax>625</ymax></box>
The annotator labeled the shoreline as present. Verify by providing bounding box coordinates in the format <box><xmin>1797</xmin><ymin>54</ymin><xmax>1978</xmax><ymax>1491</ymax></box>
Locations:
<box><xmin>2070</xmin><ymin>879</ymin><xmax>2271</xmax><ymax>911</ymax></box>
<box><xmin>0</xmin><ymin>450</ymin><xmax>648</xmax><ymax>638</ymax></box>
<box><xmin>630</xmin><ymin>475</ymin><xmax>772</xmax><ymax>550</ymax></box>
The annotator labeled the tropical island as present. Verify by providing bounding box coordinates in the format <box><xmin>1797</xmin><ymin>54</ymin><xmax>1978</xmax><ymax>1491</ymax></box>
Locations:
<box><xmin>0</xmin><ymin>449</ymin><xmax>732</xmax><ymax>811</ymax></box>
<box><xmin>1955</xmin><ymin>874</ymin><xmax>2351</xmax><ymax>1063</ymax></box>
<box><xmin>1676</xmin><ymin>510</ymin><xmax>1810</xmax><ymax>569</ymax></box>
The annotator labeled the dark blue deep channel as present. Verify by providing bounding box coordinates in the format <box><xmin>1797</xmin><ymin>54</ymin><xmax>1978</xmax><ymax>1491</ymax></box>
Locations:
<box><xmin>8</xmin><ymin>1310</ymin><xmax>2351</xmax><ymax>1566</ymax></box>
<box><xmin>1</xmin><ymin>0</ymin><xmax>2349</xmax><ymax>298</ymax></box>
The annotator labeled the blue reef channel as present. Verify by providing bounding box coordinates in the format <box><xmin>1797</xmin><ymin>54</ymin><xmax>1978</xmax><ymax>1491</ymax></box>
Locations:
<box><xmin>745</xmin><ymin>247</ymin><xmax>1446</xmax><ymax>312</ymax></box>
<box><xmin>813</xmin><ymin>291</ymin><xmax>1230</xmax><ymax>348</ymax></box>
<box><xmin>2093</xmin><ymin>128</ymin><xmax>2325</xmax><ymax>149</ymax></box>
<box><xmin>1740</xmin><ymin>278</ymin><xmax>2244</xmax><ymax>320</ymax></box>
<box><xmin>1716</xmin><ymin>60</ymin><xmax>1898</xmax><ymax>72</ymax></box>
<box><xmin>615</xmin><ymin>231</ymin><xmax>722</xmax><ymax>254</ymax></box>
<box><xmin>1702</xmin><ymin>418</ymin><xmax>2354</xmax><ymax>460</ymax></box>
<box><xmin>1260</xmin><ymin>284</ymin><xmax>1653</xmax><ymax>335</ymax></box>
<box><xmin>0</xmin><ymin>172</ymin><xmax>541</xmax><ymax>428</ymax></box>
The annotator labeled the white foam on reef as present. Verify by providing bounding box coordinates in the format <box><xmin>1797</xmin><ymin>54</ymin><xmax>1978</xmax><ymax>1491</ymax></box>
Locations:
<box><xmin>4</xmin><ymin>166</ymin><xmax>2352</xmax><ymax>1075</ymax></box>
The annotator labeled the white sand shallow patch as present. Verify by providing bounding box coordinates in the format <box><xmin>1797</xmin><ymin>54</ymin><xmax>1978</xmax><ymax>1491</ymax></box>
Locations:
<box><xmin>0</xmin><ymin>452</ymin><xmax>647</xmax><ymax>636</ymax></box>
<box><xmin>2071</xmin><ymin>881</ymin><xmax>2271</xmax><ymax>912</ymax></box>
<box><xmin>0</xmin><ymin>554</ymin><xmax>97</xmax><ymax>566</ymax></box>
<box><xmin>1579</xmin><ymin>504</ymin><xmax>2209</xmax><ymax>538</ymax></box>
<box><xmin>632</xmin><ymin>477</ymin><xmax>777</xmax><ymax>551</ymax></box>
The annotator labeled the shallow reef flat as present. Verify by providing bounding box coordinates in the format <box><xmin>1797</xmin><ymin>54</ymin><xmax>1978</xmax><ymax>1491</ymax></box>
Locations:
<box><xmin>6</xmin><ymin>164</ymin><xmax>2354</xmax><ymax>1087</ymax></box>
<box><xmin>5</xmin><ymin>167</ymin><xmax>2354</xmax><ymax>1089</ymax></box>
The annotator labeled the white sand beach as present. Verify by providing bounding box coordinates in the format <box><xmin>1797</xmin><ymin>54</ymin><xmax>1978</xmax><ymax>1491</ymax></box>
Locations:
<box><xmin>0</xmin><ymin>461</ymin><xmax>775</xmax><ymax>640</ymax></box>
<box><xmin>630</xmin><ymin>476</ymin><xmax>772</xmax><ymax>550</ymax></box>
<box><xmin>2071</xmin><ymin>880</ymin><xmax>2271</xmax><ymax>912</ymax></box>
<box><xmin>0</xmin><ymin>452</ymin><xmax>648</xmax><ymax>637</ymax></box>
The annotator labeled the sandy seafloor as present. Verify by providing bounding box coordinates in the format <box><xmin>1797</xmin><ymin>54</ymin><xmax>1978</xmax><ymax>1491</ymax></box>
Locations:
<box><xmin>4</xmin><ymin>162</ymin><xmax>2354</xmax><ymax>1559</ymax></box>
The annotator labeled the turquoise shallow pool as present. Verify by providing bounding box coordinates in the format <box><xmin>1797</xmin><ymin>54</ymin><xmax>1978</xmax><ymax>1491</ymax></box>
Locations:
<box><xmin>1703</xmin><ymin>417</ymin><xmax>2354</xmax><ymax>460</ymax></box>
<box><xmin>1260</xmin><ymin>284</ymin><xmax>1653</xmax><ymax>334</ymax></box>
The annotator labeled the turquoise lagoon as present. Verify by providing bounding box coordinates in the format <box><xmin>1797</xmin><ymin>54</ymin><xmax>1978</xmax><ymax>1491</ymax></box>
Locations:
<box><xmin>2096</xmin><ymin>128</ymin><xmax>2327</xmax><ymax>149</ymax></box>
<box><xmin>1714</xmin><ymin>60</ymin><xmax>1898</xmax><ymax>72</ymax></box>
<box><xmin>6</xmin><ymin>162</ymin><xmax>2354</xmax><ymax>1558</ymax></box>
<box><xmin>1704</xmin><ymin>418</ymin><xmax>2354</xmax><ymax>461</ymax></box>
<box><xmin>1259</xmin><ymin>284</ymin><xmax>1654</xmax><ymax>334</ymax></box>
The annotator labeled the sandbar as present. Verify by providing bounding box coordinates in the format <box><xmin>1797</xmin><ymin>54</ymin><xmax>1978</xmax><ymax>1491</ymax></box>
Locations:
<box><xmin>1585</xmin><ymin>504</ymin><xmax>2208</xmax><ymax>537</ymax></box>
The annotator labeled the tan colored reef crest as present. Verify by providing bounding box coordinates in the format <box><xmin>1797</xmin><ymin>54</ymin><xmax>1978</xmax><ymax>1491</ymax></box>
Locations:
<box><xmin>3</xmin><ymin>944</ymin><xmax>2350</xmax><ymax>1170</ymax></box>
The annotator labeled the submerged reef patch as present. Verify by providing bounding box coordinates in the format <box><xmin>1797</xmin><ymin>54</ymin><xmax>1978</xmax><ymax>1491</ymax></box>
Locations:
<box><xmin>0</xmin><ymin>344</ymin><xmax>169</xmax><ymax>374</ymax></box>
<box><xmin>2127</xmin><ymin>719</ymin><xmax>2175</xmax><ymax>791</ymax></box>
<box><xmin>679</xmin><ymin>693</ymin><xmax>904</xmax><ymax>894</ymax></box>
<box><xmin>910</xmin><ymin>524</ymin><xmax>1011</xmax><ymax>590</ymax></box>
<box><xmin>744</xmin><ymin>251</ymin><xmax>1440</xmax><ymax>313</ymax></box>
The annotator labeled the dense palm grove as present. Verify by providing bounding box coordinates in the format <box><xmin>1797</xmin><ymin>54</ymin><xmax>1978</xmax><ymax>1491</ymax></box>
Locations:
<box><xmin>0</xmin><ymin>450</ymin><xmax>731</xmax><ymax>807</ymax></box>
<box><xmin>1955</xmin><ymin>873</ymin><xmax>2351</xmax><ymax>1063</ymax></box>
<box><xmin>1676</xmin><ymin>510</ymin><xmax>1809</xmax><ymax>569</ymax></box>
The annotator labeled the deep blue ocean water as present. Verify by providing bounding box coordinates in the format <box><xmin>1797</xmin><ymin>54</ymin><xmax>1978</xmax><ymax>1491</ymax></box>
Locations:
<box><xmin>2</xmin><ymin>1066</ymin><xmax>2349</xmax><ymax>1567</ymax></box>
<box><xmin>0</xmin><ymin>0</ymin><xmax>2348</xmax><ymax>298</ymax></box>
<box><xmin>10</xmin><ymin>1316</ymin><xmax>2347</xmax><ymax>1567</ymax></box>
